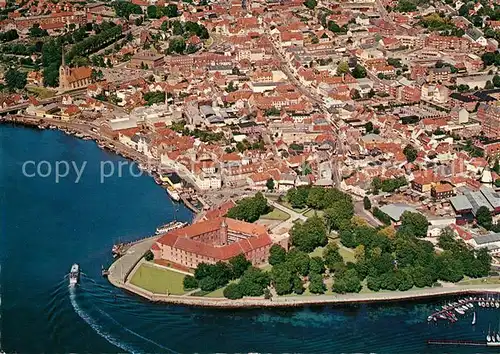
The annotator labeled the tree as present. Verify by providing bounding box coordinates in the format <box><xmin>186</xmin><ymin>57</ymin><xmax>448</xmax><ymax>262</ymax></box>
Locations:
<box><xmin>363</xmin><ymin>196</ymin><xmax>371</xmax><ymax>210</ymax></box>
<box><xmin>352</xmin><ymin>64</ymin><xmax>367</xmax><ymax>79</ymax></box>
<box><xmin>309</xmin><ymin>256</ymin><xmax>326</xmax><ymax>275</ymax></box>
<box><xmin>337</xmin><ymin>61</ymin><xmax>349</xmax><ymax>75</ymax></box>
<box><xmin>403</xmin><ymin>144</ymin><xmax>418</xmax><ymax>162</ymax></box>
<box><xmin>183</xmin><ymin>275</ymin><xmax>198</xmax><ymax>290</ymax></box>
<box><xmin>29</xmin><ymin>24</ymin><xmax>48</xmax><ymax>38</ymax></box>
<box><xmin>4</xmin><ymin>69</ymin><xmax>27</xmax><ymax>90</ymax></box>
<box><xmin>292</xmin><ymin>274</ymin><xmax>304</xmax><ymax>294</ymax></box>
<box><xmin>494</xmin><ymin>74</ymin><xmax>500</xmax><ymax>88</ymax></box>
<box><xmin>308</xmin><ymin>273</ymin><xmax>326</xmax><ymax>294</ymax></box>
<box><xmin>365</xmin><ymin>121</ymin><xmax>373</xmax><ymax>133</ymax></box>
<box><xmin>286</xmin><ymin>248</ymin><xmax>310</xmax><ymax>276</ymax></box>
<box><xmin>229</xmin><ymin>254</ymin><xmax>251</xmax><ymax>279</ymax></box>
<box><xmin>354</xmin><ymin>245</ymin><xmax>365</xmax><ymax>262</ymax></box>
<box><xmin>223</xmin><ymin>283</ymin><xmax>243</xmax><ymax>299</ymax></box>
<box><xmin>168</xmin><ymin>37</ymin><xmax>186</xmax><ymax>54</ymax></box>
<box><xmin>271</xmin><ymin>264</ymin><xmax>294</xmax><ymax>295</ymax></box>
<box><xmin>476</xmin><ymin>206</ymin><xmax>493</xmax><ymax>230</ymax></box>
<box><xmin>485</xmin><ymin>80</ymin><xmax>495</xmax><ymax>90</ymax></box>
<box><xmin>266</xmin><ymin>178</ymin><xmax>275</xmax><ymax>191</ymax></box>
<box><xmin>323</xmin><ymin>242</ymin><xmax>343</xmax><ymax>270</ymax></box>
<box><xmin>269</xmin><ymin>244</ymin><xmax>287</xmax><ymax>266</ymax></box>
<box><xmin>165</xmin><ymin>4</ymin><xmax>179</xmax><ymax>17</ymax></box>
<box><xmin>226</xmin><ymin>192</ymin><xmax>270</xmax><ymax>222</ymax></box>
<box><xmin>226</xmin><ymin>81</ymin><xmax>237</xmax><ymax>92</ymax></box>
<box><xmin>290</xmin><ymin>215</ymin><xmax>327</xmax><ymax>252</ymax></box>
<box><xmin>399</xmin><ymin>211</ymin><xmax>428</xmax><ymax>238</ymax></box>
<box><xmin>238</xmin><ymin>267</ymin><xmax>270</xmax><ymax>297</ymax></box>
<box><xmin>323</xmin><ymin>199</ymin><xmax>354</xmax><ymax>231</ymax></box>
<box><xmin>303</xmin><ymin>0</ymin><xmax>317</xmax><ymax>9</ymax></box>
<box><xmin>351</xmin><ymin>89</ymin><xmax>361</xmax><ymax>100</ymax></box>
<box><xmin>328</xmin><ymin>21</ymin><xmax>342</xmax><ymax>33</ymax></box>
<box><xmin>199</xmin><ymin>276</ymin><xmax>218</xmax><ymax>291</ymax></box>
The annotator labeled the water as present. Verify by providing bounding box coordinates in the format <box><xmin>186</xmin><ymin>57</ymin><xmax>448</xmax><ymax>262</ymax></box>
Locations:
<box><xmin>1</xmin><ymin>125</ymin><xmax>500</xmax><ymax>353</ymax></box>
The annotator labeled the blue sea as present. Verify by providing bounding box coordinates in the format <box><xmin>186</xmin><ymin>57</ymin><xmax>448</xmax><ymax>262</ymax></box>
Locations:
<box><xmin>1</xmin><ymin>124</ymin><xmax>499</xmax><ymax>353</ymax></box>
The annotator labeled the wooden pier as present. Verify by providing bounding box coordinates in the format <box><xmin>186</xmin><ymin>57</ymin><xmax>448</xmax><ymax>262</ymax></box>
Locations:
<box><xmin>427</xmin><ymin>339</ymin><xmax>486</xmax><ymax>347</ymax></box>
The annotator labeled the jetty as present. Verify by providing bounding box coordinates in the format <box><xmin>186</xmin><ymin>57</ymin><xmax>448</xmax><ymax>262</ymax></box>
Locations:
<box><xmin>427</xmin><ymin>339</ymin><xmax>486</xmax><ymax>347</ymax></box>
<box><xmin>112</xmin><ymin>235</ymin><xmax>159</xmax><ymax>257</ymax></box>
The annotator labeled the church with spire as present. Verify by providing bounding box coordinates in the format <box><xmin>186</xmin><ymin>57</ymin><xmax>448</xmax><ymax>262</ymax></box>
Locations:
<box><xmin>59</xmin><ymin>50</ymin><xmax>93</xmax><ymax>91</ymax></box>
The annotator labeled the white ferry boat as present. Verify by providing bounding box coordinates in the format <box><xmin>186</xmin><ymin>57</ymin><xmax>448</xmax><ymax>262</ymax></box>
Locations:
<box><xmin>166</xmin><ymin>187</ymin><xmax>181</xmax><ymax>202</ymax></box>
<box><xmin>155</xmin><ymin>221</ymin><xmax>187</xmax><ymax>235</ymax></box>
<box><xmin>69</xmin><ymin>264</ymin><xmax>80</xmax><ymax>286</ymax></box>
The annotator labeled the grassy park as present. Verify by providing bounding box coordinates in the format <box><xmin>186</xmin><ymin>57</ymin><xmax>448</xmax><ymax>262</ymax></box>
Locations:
<box><xmin>130</xmin><ymin>263</ymin><xmax>186</xmax><ymax>295</ymax></box>
<box><xmin>260</xmin><ymin>208</ymin><xmax>290</xmax><ymax>221</ymax></box>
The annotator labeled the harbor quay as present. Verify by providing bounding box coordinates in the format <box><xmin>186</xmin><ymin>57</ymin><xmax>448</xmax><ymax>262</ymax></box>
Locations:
<box><xmin>107</xmin><ymin>237</ymin><xmax>500</xmax><ymax>309</ymax></box>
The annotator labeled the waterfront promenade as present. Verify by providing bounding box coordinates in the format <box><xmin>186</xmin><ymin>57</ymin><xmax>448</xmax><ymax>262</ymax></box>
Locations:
<box><xmin>108</xmin><ymin>239</ymin><xmax>500</xmax><ymax>308</ymax></box>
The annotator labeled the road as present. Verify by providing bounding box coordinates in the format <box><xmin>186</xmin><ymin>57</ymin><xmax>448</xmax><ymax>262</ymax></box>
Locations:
<box><xmin>354</xmin><ymin>200</ymin><xmax>383</xmax><ymax>227</ymax></box>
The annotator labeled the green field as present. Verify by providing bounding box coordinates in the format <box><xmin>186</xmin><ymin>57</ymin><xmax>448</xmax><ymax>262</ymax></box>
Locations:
<box><xmin>308</xmin><ymin>243</ymin><xmax>355</xmax><ymax>263</ymax></box>
<box><xmin>26</xmin><ymin>85</ymin><xmax>56</xmax><ymax>99</ymax></box>
<box><xmin>261</xmin><ymin>208</ymin><xmax>290</xmax><ymax>221</ymax></box>
<box><xmin>130</xmin><ymin>264</ymin><xmax>187</xmax><ymax>295</ymax></box>
<box><xmin>303</xmin><ymin>209</ymin><xmax>324</xmax><ymax>218</ymax></box>
<box><xmin>459</xmin><ymin>277</ymin><xmax>500</xmax><ymax>285</ymax></box>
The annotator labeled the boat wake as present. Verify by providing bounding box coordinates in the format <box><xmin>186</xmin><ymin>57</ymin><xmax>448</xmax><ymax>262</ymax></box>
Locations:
<box><xmin>68</xmin><ymin>276</ymin><xmax>176</xmax><ymax>353</ymax></box>
<box><xmin>69</xmin><ymin>286</ymin><xmax>140</xmax><ymax>354</ymax></box>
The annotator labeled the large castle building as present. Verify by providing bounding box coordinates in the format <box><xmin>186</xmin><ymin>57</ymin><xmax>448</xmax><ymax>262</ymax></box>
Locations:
<box><xmin>151</xmin><ymin>217</ymin><xmax>273</xmax><ymax>269</ymax></box>
<box><xmin>59</xmin><ymin>51</ymin><xmax>92</xmax><ymax>91</ymax></box>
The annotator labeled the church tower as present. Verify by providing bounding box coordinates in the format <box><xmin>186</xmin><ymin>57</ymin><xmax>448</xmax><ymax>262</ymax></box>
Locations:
<box><xmin>59</xmin><ymin>48</ymin><xmax>69</xmax><ymax>90</ymax></box>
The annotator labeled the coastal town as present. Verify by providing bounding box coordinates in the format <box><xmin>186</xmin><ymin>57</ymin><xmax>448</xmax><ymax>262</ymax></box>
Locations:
<box><xmin>1</xmin><ymin>0</ymin><xmax>500</xmax><ymax>305</ymax></box>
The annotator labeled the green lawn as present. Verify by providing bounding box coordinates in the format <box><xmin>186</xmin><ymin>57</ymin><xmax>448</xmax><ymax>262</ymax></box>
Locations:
<box><xmin>309</xmin><ymin>243</ymin><xmax>355</xmax><ymax>263</ymax></box>
<box><xmin>278</xmin><ymin>200</ymin><xmax>307</xmax><ymax>213</ymax></box>
<box><xmin>129</xmin><ymin>264</ymin><xmax>187</xmax><ymax>295</ymax></box>
<box><xmin>309</xmin><ymin>246</ymin><xmax>325</xmax><ymax>258</ymax></box>
<box><xmin>204</xmin><ymin>287</ymin><xmax>226</xmax><ymax>298</ymax></box>
<box><xmin>26</xmin><ymin>85</ymin><xmax>56</xmax><ymax>99</ymax></box>
<box><xmin>261</xmin><ymin>208</ymin><xmax>290</xmax><ymax>221</ymax></box>
<box><xmin>303</xmin><ymin>209</ymin><xmax>324</xmax><ymax>218</ymax></box>
<box><xmin>459</xmin><ymin>277</ymin><xmax>500</xmax><ymax>285</ymax></box>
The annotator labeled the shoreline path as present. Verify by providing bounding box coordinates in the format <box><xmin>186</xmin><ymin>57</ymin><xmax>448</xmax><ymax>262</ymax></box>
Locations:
<box><xmin>108</xmin><ymin>238</ymin><xmax>500</xmax><ymax>309</ymax></box>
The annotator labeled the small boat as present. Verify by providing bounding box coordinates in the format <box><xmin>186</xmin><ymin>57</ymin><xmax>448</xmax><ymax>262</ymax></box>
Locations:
<box><xmin>427</xmin><ymin>316</ymin><xmax>433</xmax><ymax>322</ymax></box>
<box><xmin>461</xmin><ymin>305</ymin><xmax>469</xmax><ymax>311</ymax></box>
<box><xmin>467</xmin><ymin>303</ymin><xmax>473</xmax><ymax>308</ymax></box>
<box><xmin>69</xmin><ymin>264</ymin><xmax>80</xmax><ymax>286</ymax></box>
<box><xmin>496</xmin><ymin>333</ymin><xmax>500</xmax><ymax>342</ymax></box>
<box><xmin>496</xmin><ymin>302</ymin><xmax>499</xmax><ymax>309</ymax></box>
<box><xmin>491</xmin><ymin>301</ymin><xmax>495</xmax><ymax>307</ymax></box>
<box><xmin>438</xmin><ymin>314</ymin><xmax>447</xmax><ymax>320</ymax></box>
<box><xmin>455</xmin><ymin>308</ymin><xmax>465</xmax><ymax>315</ymax></box>
<box><xmin>487</xmin><ymin>302</ymin><xmax>490</xmax><ymax>308</ymax></box>
<box><xmin>472</xmin><ymin>312</ymin><xmax>476</xmax><ymax>325</ymax></box>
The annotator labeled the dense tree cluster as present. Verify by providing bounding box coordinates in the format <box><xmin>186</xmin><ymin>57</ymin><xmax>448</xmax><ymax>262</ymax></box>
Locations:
<box><xmin>113</xmin><ymin>1</ymin><xmax>143</xmax><ymax>18</ymax></box>
<box><xmin>147</xmin><ymin>4</ymin><xmax>179</xmax><ymax>18</ymax></box>
<box><xmin>29</xmin><ymin>24</ymin><xmax>48</xmax><ymax>38</ymax></box>
<box><xmin>403</xmin><ymin>144</ymin><xmax>418</xmax><ymax>162</ymax></box>
<box><xmin>371</xmin><ymin>176</ymin><xmax>407</xmax><ymax>194</ymax></box>
<box><xmin>303</xmin><ymin>0</ymin><xmax>317</xmax><ymax>9</ymax></box>
<box><xmin>162</xmin><ymin>20</ymin><xmax>209</xmax><ymax>40</ymax></box>
<box><xmin>226</xmin><ymin>192</ymin><xmax>270</xmax><ymax>223</ymax></box>
<box><xmin>286</xmin><ymin>186</ymin><xmax>352</xmax><ymax>211</ymax></box>
<box><xmin>187</xmin><ymin>254</ymin><xmax>252</xmax><ymax>292</ymax></box>
<box><xmin>0</xmin><ymin>29</ymin><xmax>18</xmax><ymax>42</ymax></box>
<box><xmin>338</xmin><ymin>223</ymin><xmax>491</xmax><ymax>292</ymax></box>
<box><xmin>372</xmin><ymin>207</ymin><xmax>392</xmax><ymax>225</ymax></box>
<box><xmin>4</xmin><ymin>68</ymin><xmax>27</xmax><ymax>90</ymax></box>
<box><xmin>144</xmin><ymin>91</ymin><xmax>166</xmax><ymax>105</ymax></box>
<box><xmin>223</xmin><ymin>267</ymin><xmax>270</xmax><ymax>299</ymax></box>
<box><xmin>290</xmin><ymin>215</ymin><xmax>328</xmax><ymax>252</ymax></box>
